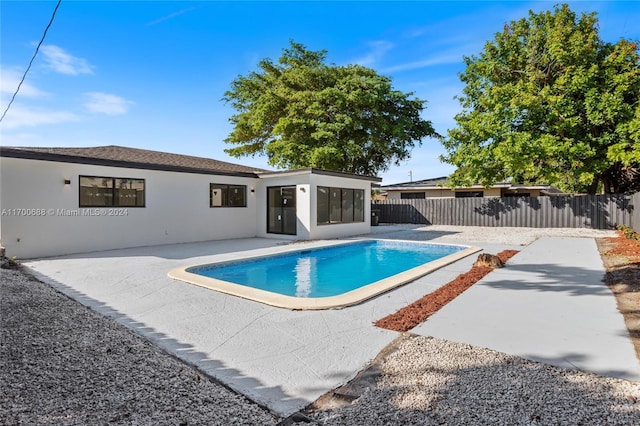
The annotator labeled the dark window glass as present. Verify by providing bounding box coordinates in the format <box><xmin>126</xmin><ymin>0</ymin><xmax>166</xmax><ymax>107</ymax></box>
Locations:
<box><xmin>329</xmin><ymin>187</ymin><xmax>342</xmax><ymax>223</ymax></box>
<box><xmin>228</xmin><ymin>185</ymin><xmax>246</xmax><ymax>207</ymax></box>
<box><xmin>317</xmin><ymin>186</ymin><xmax>330</xmax><ymax>224</ymax></box>
<box><xmin>400</xmin><ymin>192</ymin><xmax>426</xmax><ymax>199</ymax></box>
<box><xmin>210</xmin><ymin>184</ymin><xmax>246</xmax><ymax>207</ymax></box>
<box><xmin>210</xmin><ymin>184</ymin><xmax>225</xmax><ymax>207</ymax></box>
<box><xmin>341</xmin><ymin>189</ymin><xmax>354</xmax><ymax>223</ymax></box>
<box><xmin>354</xmin><ymin>190</ymin><xmax>364</xmax><ymax>222</ymax></box>
<box><xmin>115</xmin><ymin>178</ymin><xmax>145</xmax><ymax>207</ymax></box>
<box><xmin>455</xmin><ymin>191</ymin><xmax>484</xmax><ymax>198</ymax></box>
<box><xmin>317</xmin><ymin>186</ymin><xmax>365</xmax><ymax>225</ymax></box>
<box><xmin>80</xmin><ymin>176</ymin><xmax>144</xmax><ymax>207</ymax></box>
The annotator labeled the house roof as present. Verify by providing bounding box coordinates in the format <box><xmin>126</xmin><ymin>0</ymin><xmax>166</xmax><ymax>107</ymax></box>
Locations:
<box><xmin>1</xmin><ymin>145</ymin><xmax>382</xmax><ymax>182</ymax></box>
<box><xmin>381</xmin><ymin>176</ymin><xmax>451</xmax><ymax>189</ymax></box>
<box><xmin>258</xmin><ymin>168</ymin><xmax>382</xmax><ymax>182</ymax></box>
<box><xmin>381</xmin><ymin>176</ymin><xmax>551</xmax><ymax>191</ymax></box>
<box><xmin>0</xmin><ymin>145</ymin><xmax>269</xmax><ymax>177</ymax></box>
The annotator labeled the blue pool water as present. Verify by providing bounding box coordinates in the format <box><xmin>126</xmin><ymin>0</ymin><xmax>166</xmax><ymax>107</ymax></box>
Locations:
<box><xmin>188</xmin><ymin>240</ymin><xmax>464</xmax><ymax>298</ymax></box>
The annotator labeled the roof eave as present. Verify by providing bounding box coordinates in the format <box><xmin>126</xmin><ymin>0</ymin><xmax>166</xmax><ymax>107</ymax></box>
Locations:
<box><xmin>258</xmin><ymin>167</ymin><xmax>382</xmax><ymax>182</ymax></box>
<box><xmin>0</xmin><ymin>147</ymin><xmax>260</xmax><ymax>178</ymax></box>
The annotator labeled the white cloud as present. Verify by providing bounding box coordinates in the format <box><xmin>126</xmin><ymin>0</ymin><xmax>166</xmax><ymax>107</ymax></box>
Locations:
<box><xmin>39</xmin><ymin>45</ymin><xmax>94</xmax><ymax>76</ymax></box>
<box><xmin>0</xmin><ymin>104</ymin><xmax>80</xmax><ymax>130</ymax></box>
<box><xmin>381</xmin><ymin>50</ymin><xmax>465</xmax><ymax>74</ymax></box>
<box><xmin>146</xmin><ymin>6</ymin><xmax>200</xmax><ymax>26</ymax></box>
<box><xmin>0</xmin><ymin>131</ymin><xmax>42</xmax><ymax>146</ymax></box>
<box><xmin>83</xmin><ymin>92</ymin><xmax>134</xmax><ymax>115</ymax></box>
<box><xmin>0</xmin><ymin>67</ymin><xmax>48</xmax><ymax>98</ymax></box>
<box><xmin>352</xmin><ymin>40</ymin><xmax>394</xmax><ymax>67</ymax></box>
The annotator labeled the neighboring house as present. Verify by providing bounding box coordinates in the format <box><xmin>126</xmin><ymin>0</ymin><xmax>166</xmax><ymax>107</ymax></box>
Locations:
<box><xmin>381</xmin><ymin>176</ymin><xmax>552</xmax><ymax>200</ymax></box>
<box><xmin>0</xmin><ymin>146</ymin><xmax>380</xmax><ymax>258</ymax></box>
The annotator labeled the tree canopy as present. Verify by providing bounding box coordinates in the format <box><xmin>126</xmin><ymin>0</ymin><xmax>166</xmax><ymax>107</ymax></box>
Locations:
<box><xmin>441</xmin><ymin>4</ymin><xmax>640</xmax><ymax>193</ymax></box>
<box><xmin>223</xmin><ymin>41</ymin><xmax>437</xmax><ymax>176</ymax></box>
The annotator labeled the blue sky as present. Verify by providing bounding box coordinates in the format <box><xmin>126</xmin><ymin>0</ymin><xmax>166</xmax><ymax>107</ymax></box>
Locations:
<box><xmin>2</xmin><ymin>1</ymin><xmax>639</xmax><ymax>184</ymax></box>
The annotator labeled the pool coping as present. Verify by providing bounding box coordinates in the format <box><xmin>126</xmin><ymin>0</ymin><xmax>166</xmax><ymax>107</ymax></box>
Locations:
<box><xmin>168</xmin><ymin>239</ymin><xmax>481</xmax><ymax>310</ymax></box>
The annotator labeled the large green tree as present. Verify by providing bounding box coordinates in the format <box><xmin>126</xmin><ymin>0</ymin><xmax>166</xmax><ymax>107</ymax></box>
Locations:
<box><xmin>223</xmin><ymin>41</ymin><xmax>437</xmax><ymax>176</ymax></box>
<box><xmin>442</xmin><ymin>4</ymin><xmax>640</xmax><ymax>193</ymax></box>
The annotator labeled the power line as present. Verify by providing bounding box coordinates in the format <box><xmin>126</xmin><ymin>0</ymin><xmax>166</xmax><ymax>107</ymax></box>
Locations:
<box><xmin>0</xmin><ymin>0</ymin><xmax>62</xmax><ymax>124</ymax></box>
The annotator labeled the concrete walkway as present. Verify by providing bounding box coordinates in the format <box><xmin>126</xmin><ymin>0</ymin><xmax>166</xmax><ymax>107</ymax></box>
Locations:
<box><xmin>414</xmin><ymin>237</ymin><xmax>640</xmax><ymax>381</ymax></box>
<box><xmin>21</xmin><ymin>230</ymin><xmax>640</xmax><ymax>416</ymax></box>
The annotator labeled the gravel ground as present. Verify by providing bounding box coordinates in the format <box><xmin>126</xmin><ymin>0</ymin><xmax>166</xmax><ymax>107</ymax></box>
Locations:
<box><xmin>372</xmin><ymin>224</ymin><xmax>617</xmax><ymax>245</ymax></box>
<box><xmin>308</xmin><ymin>335</ymin><xmax>640</xmax><ymax>425</ymax></box>
<box><xmin>307</xmin><ymin>226</ymin><xmax>640</xmax><ymax>425</ymax></box>
<box><xmin>0</xmin><ymin>268</ymin><xmax>279</xmax><ymax>425</ymax></box>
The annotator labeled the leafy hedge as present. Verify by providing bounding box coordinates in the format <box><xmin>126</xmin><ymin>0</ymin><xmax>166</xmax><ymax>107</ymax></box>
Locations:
<box><xmin>616</xmin><ymin>225</ymin><xmax>640</xmax><ymax>242</ymax></box>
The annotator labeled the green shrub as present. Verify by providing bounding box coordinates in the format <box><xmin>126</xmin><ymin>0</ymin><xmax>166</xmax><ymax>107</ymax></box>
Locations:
<box><xmin>616</xmin><ymin>225</ymin><xmax>640</xmax><ymax>242</ymax></box>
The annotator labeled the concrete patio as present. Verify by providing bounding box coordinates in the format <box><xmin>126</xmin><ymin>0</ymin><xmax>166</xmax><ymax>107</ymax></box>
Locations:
<box><xmin>22</xmin><ymin>225</ymin><xmax>639</xmax><ymax>416</ymax></box>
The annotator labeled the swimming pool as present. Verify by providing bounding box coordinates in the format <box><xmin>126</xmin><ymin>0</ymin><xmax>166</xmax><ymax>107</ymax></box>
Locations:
<box><xmin>169</xmin><ymin>240</ymin><xmax>480</xmax><ymax>310</ymax></box>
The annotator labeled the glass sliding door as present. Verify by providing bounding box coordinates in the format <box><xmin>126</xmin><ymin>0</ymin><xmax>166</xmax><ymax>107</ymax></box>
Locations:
<box><xmin>267</xmin><ymin>186</ymin><xmax>297</xmax><ymax>235</ymax></box>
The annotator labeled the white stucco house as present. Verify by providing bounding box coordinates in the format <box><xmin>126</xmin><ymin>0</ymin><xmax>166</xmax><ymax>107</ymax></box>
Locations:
<box><xmin>0</xmin><ymin>146</ymin><xmax>380</xmax><ymax>258</ymax></box>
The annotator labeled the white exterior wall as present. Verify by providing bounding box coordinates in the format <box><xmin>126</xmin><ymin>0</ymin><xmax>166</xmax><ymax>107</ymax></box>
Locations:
<box><xmin>0</xmin><ymin>157</ymin><xmax>259</xmax><ymax>258</ymax></box>
<box><xmin>1</xmin><ymin>157</ymin><xmax>376</xmax><ymax>258</ymax></box>
<box><xmin>308</xmin><ymin>174</ymin><xmax>372</xmax><ymax>240</ymax></box>
<box><xmin>471</xmin><ymin>187</ymin><xmax>501</xmax><ymax>197</ymax></box>
<box><xmin>256</xmin><ymin>172</ymin><xmax>373</xmax><ymax>241</ymax></box>
<box><xmin>255</xmin><ymin>174</ymin><xmax>312</xmax><ymax>240</ymax></box>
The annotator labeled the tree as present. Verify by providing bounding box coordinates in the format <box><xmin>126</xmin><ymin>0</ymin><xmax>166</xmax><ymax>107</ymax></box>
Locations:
<box><xmin>223</xmin><ymin>41</ymin><xmax>437</xmax><ymax>176</ymax></box>
<box><xmin>441</xmin><ymin>4</ymin><xmax>640</xmax><ymax>193</ymax></box>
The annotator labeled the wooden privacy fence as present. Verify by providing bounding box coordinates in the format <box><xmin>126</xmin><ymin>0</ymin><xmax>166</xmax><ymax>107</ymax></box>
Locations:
<box><xmin>633</xmin><ymin>192</ymin><xmax>640</xmax><ymax>232</ymax></box>
<box><xmin>372</xmin><ymin>193</ymin><xmax>640</xmax><ymax>230</ymax></box>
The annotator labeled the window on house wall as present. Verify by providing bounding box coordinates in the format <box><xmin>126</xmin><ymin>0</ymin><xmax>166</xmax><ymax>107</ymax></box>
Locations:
<box><xmin>79</xmin><ymin>176</ymin><xmax>145</xmax><ymax>207</ymax></box>
<box><xmin>329</xmin><ymin>187</ymin><xmax>341</xmax><ymax>223</ymax></box>
<box><xmin>400</xmin><ymin>192</ymin><xmax>426</xmax><ymax>199</ymax></box>
<box><xmin>317</xmin><ymin>186</ymin><xmax>365</xmax><ymax>225</ymax></box>
<box><xmin>504</xmin><ymin>193</ymin><xmax>530</xmax><ymax>198</ymax></box>
<box><xmin>210</xmin><ymin>184</ymin><xmax>246</xmax><ymax>207</ymax></box>
<box><xmin>353</xmin><ymin>189</ymin><xmax>364</xmax><ymax>222</ymax></box>
<box><xmin>317</xmin><ymin>186</ymin><xmax>330</xmax><ymax>224</ymax></box>
<box><xmin>341</xmin><ymin>189</ymin><xmax>354</xmax><ymax>223</ymax></box>
<box><xmin>115</xmin><ymin>178</ymin><xmax>146</xmax><ymax>207</ymax></box>
<box><xmin>454</xmin><ymin>191</ymin><xmax>484</xmax><ymax>198</ymax></box>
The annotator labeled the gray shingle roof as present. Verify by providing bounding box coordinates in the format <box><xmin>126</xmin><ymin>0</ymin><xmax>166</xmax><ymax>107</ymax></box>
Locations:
<box><xmin>0</xmin><ymin>145</ymin><xmax>269</xmax><ymax>176</ymax></box>
<box><xmin>381</xmin><ymin>175</ymin><xmax>551</xmax><ymax>190</ymax></box>
<box><xmin>381</xmin><ymin>176</ymin><xmax>451</xmax><ymax>188</ymax></box>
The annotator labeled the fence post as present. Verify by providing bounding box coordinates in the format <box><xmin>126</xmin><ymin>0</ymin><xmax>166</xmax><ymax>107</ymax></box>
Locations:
<box><xmin>633</xmin><ymin>193</ymin><xmax>640</xmax><ymax>233</ymax></box>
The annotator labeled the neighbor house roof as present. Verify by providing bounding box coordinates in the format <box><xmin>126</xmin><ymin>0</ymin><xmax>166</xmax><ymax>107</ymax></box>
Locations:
<box><xmin>381</xmin><ymin>176</ymin><xmax>551</xmax><ymax>191</ymax></box>
<box><xmin>0</xmin><ymin>145</ymin><xmax>268</xmax><ymax>177</ymax></box>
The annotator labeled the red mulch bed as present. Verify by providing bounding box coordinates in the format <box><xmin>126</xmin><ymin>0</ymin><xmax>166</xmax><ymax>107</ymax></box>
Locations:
<box><xmin>375</xmin><ymin>250</ymin><xmax>520</xmax><ymax>332</ymax></box>
<box><xmin>603</xmin><ymin>231</ymin><xmax>640</xmax><ymax>262</ymax></box>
